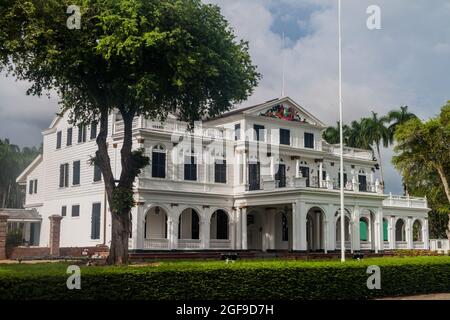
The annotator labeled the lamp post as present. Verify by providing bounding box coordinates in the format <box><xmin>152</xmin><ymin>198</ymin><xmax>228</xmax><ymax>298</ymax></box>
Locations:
<box><xmin>338</xmin><ymin>0</ymin><xmax>345</xmax><ymax>262</ymax></box>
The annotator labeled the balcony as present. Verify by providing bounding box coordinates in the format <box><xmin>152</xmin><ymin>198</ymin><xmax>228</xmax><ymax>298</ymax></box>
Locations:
<box><xmin>383</xmin><ymin>194</ymin><xmax>428</xmax><ymax>209</ymax></box>
<box><xmin>325</xmin><ymin>144</ymin><xmax>374</xmax><ymax>161</ymax></box>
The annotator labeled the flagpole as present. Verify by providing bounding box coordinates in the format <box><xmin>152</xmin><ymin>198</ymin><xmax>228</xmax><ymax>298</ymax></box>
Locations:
<box><xmin>338</xmin><ymin>0</ymin><xmax>345</xmax><ymax>262</ymax></box>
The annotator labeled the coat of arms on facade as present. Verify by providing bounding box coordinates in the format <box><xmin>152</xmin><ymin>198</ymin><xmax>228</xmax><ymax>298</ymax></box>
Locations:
<box><xmin>260</xmin><ymin>104</ymin><xmax>308</xmax><ymax>122</ymax></box>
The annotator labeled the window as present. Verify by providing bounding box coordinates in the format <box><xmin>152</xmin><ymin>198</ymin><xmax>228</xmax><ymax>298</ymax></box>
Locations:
<box><xmin>152</xmin><ymin>146</ymin><xmax>166</xmax><ymax>178</ymax></box>
<box><xmin>275</xmin><ymin>163</ymin><xmax>286</xmax><ymax>188</ymax></box>
<box><xmin>338</xmin><ymin>172</ymin><xmax>348</xmax><ymax>187</ymax></box>
<box><xmin>73</xmin><ymin>160</ymin><xmax>80</xmax><ymax>186</ymax></box>
<box><xmin>91</xmin><ymin>203</ymin><xmax>101</xmax><ymax>240</ymax></box>
<box><xmin>78</xmin><ymin>125</ymin><xmax>86</xmax><ymax>143</ymax></box>
<box><xmin>360</xmin><ymin>218</ymin><xmax>368</xmax><ymax>241</ymax></box>
<box><xmin>29</xmin><ymin>180</ymin><xmax>34</xmax><ymax>195</ymax></box>
<box><xmin>33</xmin><ymin>179</ymin><xmax>37</xmax><ymax>194</ymax></box>
<box><xmin>184</xmin><ymin>155</ymin><xmax>197</xmax><ymax>181</ymax></box>
<box><xmin>253</xmin><ymin>124</ymin><xmax>265</xmax><ymax>142</ymax></box>
<box><xmin>61</xmin><ymin>206</ymin><xmax>67</xmax><ymax>217</ymax></box>
<box><xmin>358</xmin><ymin>173</ymin><xmax>367</xmax><ymax>192</ymax></box>
<box><xmin>90</xmin><ymin>122</ymin><xmax>97</xmax><ymax>140</ymax></box>
<box><xmin>71</xmin><ymin>205</ymin><xmax>80</xmax><ymax>217</ymax></box>
<box><xmin>93</xmin><ymin>165</ymin><xmax>102</xmax><ymax>182</ymax></box>
<box><xmin>248</xmin><ymin>162</ymin><xmax>260</xmax><ymax>190</ymax></box>
<box><xmin>67</xmin><ymin>128</ymin><xmax>72</xmax><ymax>146</ymax></box>
<box><xmin>304</xmin><ymin>132</ymin><xmax>314</xmax><ymax>149</ymax></box>
<box><xmin>234</xmin><ymin>123</ymin><xmax>241</xmax><ymax>141</ymax></box>
<box><xmin>280</xmin><ymin>129</ymin><xmax>290</xmax><ymax>145</ymax></box>
<box><xmin>383</xmin><ymin>219</ymin><xmax>389</xmax><ymax>241</ymax></box>
<box><xmin>59</xmin><ymin>163</ymin><xmax>69</xmax><ymax>188</ymax></box>
<box><xmin>215</xmin><ymin>159</ymin><xmax>227</xmax><ymax>183</ymax></box>
<box><xmin>299</xmin><ymin>166</ymin><xmax>310</xmax><ymax>187</ymax></box>
<box><xmin>56</xmin><ymin>131</ymin><xmax>62</xmax><ymax>149</ymax></box>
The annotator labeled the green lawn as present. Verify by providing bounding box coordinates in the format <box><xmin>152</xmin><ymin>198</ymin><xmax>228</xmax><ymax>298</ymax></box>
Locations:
<box><xmin>1</xmin><ymin>256</ymin><xmax>450</xmax><ymax>300</ymax></box>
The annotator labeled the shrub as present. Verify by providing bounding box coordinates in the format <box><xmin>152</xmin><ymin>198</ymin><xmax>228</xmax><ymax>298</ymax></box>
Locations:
<box><xmin>6</xmin><ymin>230</ymin><xmax>23</xmax><ymax>248</ymax></box>
<box><xmin>0</xmin><ymin>257</ymin><xmax>450</xmax><ymax>300</ymax></box>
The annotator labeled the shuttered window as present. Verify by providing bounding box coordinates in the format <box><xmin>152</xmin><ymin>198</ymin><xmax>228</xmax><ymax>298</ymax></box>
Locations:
<box><xmin>184</xmin><ymin>156</ymin><xmax>197</xmax><ymax>181</ymax></box>
<box><xmin>304</xmin><ymin>132</ymin><xmax>314</xmax><ymax>149</ymax></box>
<box><xmin>59</xmin><ymin>163</ymin><xmax>69</xmax><ymax>188</ymax></box>
<box><xmin>29</xmin><ymin>180</ymin><xmax>34</xmax><ymax>194</ymax></box>
<box><xmin>73</xmin><ymin>160</ymin><xmax>80</xmax><ymax>185</ymax></box>
<box><xmin>67</xmin><ymin>128</ymin><xmax>72</xmax><ymax>146</ymax></box>
<box><xmin>61</xmin><ymin>206</ymin><xmax>67</xmax><ymax>217</ymax></box>
<box><xmin>71</xmin><ymin>205</ymin><xmax>80</xmax><ymax>217</ymax></box>
<box><xmin>56</xmin><ymin>131</ymin><xmax>62</xmax><ymax>149</ymax></box>
<box><xmin>93</xmin><ymin>165</ymin><xmax>102</xmax><ymax>182</ymax></box>
<box><xmin>280</xmin><ymin>129</ymin><xmax>290</xmax><ymax>145</ymax></box>
<box><xmin>90</xmin><ymin>122</ymin><xmax>97</xmax><ymax>140</ymax></box>
<box><xmin>78</xmin><ymin>125</ymin><xmax>86</xmax><ymax>143</ymax></box>
<box><xmin>91</xmin><ymin>203</ymin><xmax>101</xmax><ymax>240</ymax></box>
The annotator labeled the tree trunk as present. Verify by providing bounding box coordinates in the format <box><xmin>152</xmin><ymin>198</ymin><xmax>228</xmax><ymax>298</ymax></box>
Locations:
<box><xmin>108</xmin><ymin>210</ymin><xmax>130</xmax><ymax>265</ymax></box>
<box><xmin>435</xmin><ymin>164</ymin><xmax>450</xmax><ymax>239</ymax></box>
<box><xmin>376</xmin><ymin>143</ymin><xmax>384</xmax><ymax>186</ymax></box>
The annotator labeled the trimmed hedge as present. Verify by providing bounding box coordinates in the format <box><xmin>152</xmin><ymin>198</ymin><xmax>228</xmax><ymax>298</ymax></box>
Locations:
<box><xmin>1</xmin><ymin>257</ymin><xmax>450</xmax><ymax>300</ymax></box>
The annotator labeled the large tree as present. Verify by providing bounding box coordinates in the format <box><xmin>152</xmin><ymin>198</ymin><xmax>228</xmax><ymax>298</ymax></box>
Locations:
<box><xmin>393</xmin><ymin>102</ymin><xmax>450</xmax><ymax>237</ymax></box>
<box><xmin>0</xmin><ymin>0</ymin><xmax>260</xmax><ymax>264</ymax></box>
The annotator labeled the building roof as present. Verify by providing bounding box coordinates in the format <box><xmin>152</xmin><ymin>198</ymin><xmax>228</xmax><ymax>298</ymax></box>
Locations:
<box><xmin>16</xmin><ymin>154</ymin><xmax>42</xmax><ymax>184</ymax></box>
<box><xmin>0</xmin><ymin>208</ymin><xmax>42</xmax><ymax>222</ymax></box>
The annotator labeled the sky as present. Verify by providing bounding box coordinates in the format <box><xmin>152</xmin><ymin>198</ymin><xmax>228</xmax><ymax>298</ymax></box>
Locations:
<box><xmin>1</xmin><ymin>0</ymin><xmax>450</xmax><ymax>194</ymax></box>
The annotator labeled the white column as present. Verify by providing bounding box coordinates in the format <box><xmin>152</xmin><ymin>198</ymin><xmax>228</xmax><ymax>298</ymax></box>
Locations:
<box><xmin>376</xmin><ymin>208</ymin><xmax>384</xmax><ymax>252</ymax></box>
<box><xmin>292</xmin><ymin>201</ymin><xmax>300</xmax><ymax>251</ymax></box>
<box><xmin>296</xmin><ymin>201</ymin><xmax>307</xmax><ymax>251</ymax></box>
<box><xmin>136</xmin><ymin>205</ymin><xmax>145</xmax><ymax>249</ymax></box>
<box><xmin>242</xmin><ymin>153</ymin><xmax>248</xmax><ymax>187</ymax></box>
<box><xmin>235</xmin><ymin>208</ymin><xmax>242</xmax><ymax>250</ymax></box>
<box><xmin>406</xmin><ymin>217</ymin><xmax>413</xmax><ymax>249</ymax></box>
<box><xmin>315</xmin><ymin>211</ymin><xmax>321</xmax><ymax>251</ymax></box>
<box><xmin>326</xmin><ymin>204</ymin><xmax>336</xmax><ymax>252</ymax></box>
<box><xmin>319</xmin><ymin>162</ymin><xmax>323</xmax><ymax>188</ymax></box>
<box><xmin>201</xmin><ymin>218</ymin><xmax>210</xmax><ymax>249</ymax></box>
<box><xmin>230</xmin><ymin>209</ymin><xmax>236</xmax><ymax>250</ymax></box>
<box><xmin>423</xmin><ymin>219</ymin><xmax>429</xmax><ymax>250</ymax></box>
<box><xmin>389</xmin><ymin>216</ymin><xmax>396</xmax><ymax>249</ymax></box>
<box><xmin>295</xmin><ymin>159</ymin><xmax>300</xmax><ymax>178</ymax></box>
<box><xmin>241</xmin><ymin>207</ymin><xmax>247</xmax><ymax>250</ymax></box>
<box><xmin>323</xmin><ymin>218</ymin><xmax>328</xmax><ymax>254</ymax></box>
<box><xmin>352</xmin><ymin>206</ymin><xmax>361</xmax><ymax>251</ymax></box>
<box><xmin>172</xmin><ymin>149</ymin><xmax>178</xmax><ymax>181</ymax></box>
<box><xmin>170</xmin><ymin>216</ymin><xmax>179</xmax><ymax>250</ymax></box>
<box><xmin>270</xmin><ymin>157</ymin><xmax>275</xmax><ymax>180</ymax></box>
<box><xmin>203</xmin><ymin>151</ymin><xmax>209</xmax><ymax>184</ymax></box>
<box><xmin>266</xmin><ymin>208</ymin><xmax>277</xmax><ymax>250</ymax></box>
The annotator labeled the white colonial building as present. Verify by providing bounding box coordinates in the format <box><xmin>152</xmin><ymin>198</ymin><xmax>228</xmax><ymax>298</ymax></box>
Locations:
<box><xmin>14</xmin><ymin>97</ymin><xmax>430</xmax><ymax>253</ymax></box>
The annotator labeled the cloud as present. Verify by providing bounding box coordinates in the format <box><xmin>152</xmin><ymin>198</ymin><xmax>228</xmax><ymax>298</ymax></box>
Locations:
<box><xmin>2</xmin><ymin>0</ymin><xmax>450</xmax><ymax>194</ymax></box>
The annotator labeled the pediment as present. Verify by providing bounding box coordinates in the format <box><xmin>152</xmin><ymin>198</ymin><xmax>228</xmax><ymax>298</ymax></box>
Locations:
<box><xmin>244</xmin><ymin>97</ymin><xmax>325</xmax><ymax>127</ymax></box>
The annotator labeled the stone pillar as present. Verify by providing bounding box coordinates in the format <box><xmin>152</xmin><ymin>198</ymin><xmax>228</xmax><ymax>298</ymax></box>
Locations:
<box><xmin>292</xmin><ymin>201</ymin><xmax>300</xmax><ymax>251</ymax></box>
<box><xmin>49</xmin><ymin>215</ymin><xmax>63</xmax><ymax>257</ymax></box>
<box><xmin>242</xmin><ymin>153</ymin><xmax>248</xmax><ymax>187</ymax></box>
<box><xmin>235</xmin><ymin>208</ymin><xmax>242</xmax><ymax>250</ymax></box>
<box><xmin>376</xmin><ymin>208</ymin><xmax>384</xmax><ymax>252</ymax></box>
<box><xmin>295</xmin><ymin>159</ymin><xmax>300</xmax><ymax>178</ymax></box>
<box><xmin>319</xmin><ymin>162</ymin><xmax>323</xmax><ymax>188</ymax></box>
<box><xmin>241</xmin><ymin>207</ymin><xmax>247</xmax><ymax>250</ymax></box>
<box><xmin>406</xmin><ymin>217</ymin><xmax>413</xmax><ymax>249</ymax></box>
<box><xmin>201</xmin><ymin>217</ymin><xmax>210</xmax><ymax>249</ymax></box>
<box><xmin>169</xmin><ymin>216</ymin><xmax>179</xmax><ymax>250</ymax></box>
<box><xmin>423</xmin><ymin>219</ymin><xmax>429</xmax><ymax>250</ymax></box>
<box><xmin>0</xmin><ymin>214</ymin><xmax>8</xmax><ymax>260</ymax></box>
<box><xmin>352</xmin><ymin>206</ymin><xmax>361</xmax><ymax>251</ymax></box>
<box><xmin>326</xmin><ymin>204</ymin><xmax>336</xmax><ymax>252</ymax></box>
<box><xmin>389</xmin><ymin>216</ymin><xmax>396</xmax><ymax>250</ymax></box>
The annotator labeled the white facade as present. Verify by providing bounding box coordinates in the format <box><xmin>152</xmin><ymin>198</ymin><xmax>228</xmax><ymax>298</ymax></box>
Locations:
<box><xmin>16</xmin><ymin>97</ymin><xmax>430</xmax><ymax>252</ymax></box>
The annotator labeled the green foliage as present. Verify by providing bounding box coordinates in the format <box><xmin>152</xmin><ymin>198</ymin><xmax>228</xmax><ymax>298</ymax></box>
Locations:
<box><xmin>6</xmin><ymin>230</ymin><xmax>23</xmax><ymax>247</ymax></box>
<box><xmin>0</xmin><ymin>139</ymin><xmax>40</xmax><ymax>208</ymax></box>
<box><xmin>393</xmin><ymin>102</ymin><xmax>450</xmax><ymax>237</ymax></box>
<box><xmin>1</xmin><ymin>257</ymin><xmax>450</xmax><ymax>299</ymax></box>
<box><xmin>111</xmin><ymin>187</ymin><xmax>135</xmax><ymax>214</ymax></box>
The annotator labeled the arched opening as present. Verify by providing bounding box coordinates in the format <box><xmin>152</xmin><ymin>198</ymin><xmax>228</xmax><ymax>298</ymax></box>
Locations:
<box><xmin>144</xmin><ymin>206</ymin><xmax>168</xmax><ymax>239</ymax></box>
<box><xmin>395</xmin><ymin>219</ymin><xmax>406</xmax><ymax>242</ymax></box>
<box><xmin>359</xmin><ymin>217</ymin><xmax>368</xmax><ymax>241</ymax></box>
<box><xmin>306</xmin><ymin>207</ymin><xmax>325</xmax><ymax>251</ymax></box>
<box><xmin>413</xmin><ymin>220</ymin><xmax>423</xmax><ymax>242</ymax></box>
<box><xmin>336</xmin><ymin>210</ymin><xmax>351</xmax><ymax>250</ymax></box>
<box><xmin>178</xmin><ymin>208</ymin><xmax>200</xmax><ymax>239</ymax></box>
<box><xmin>383</xmin><ymin>218</ymin><xmax>389</xmax><ymax>242</ymax></box>
<box><xmin>210</xmin><ymin>210</ymin><xmax>229</xmax><ymax>240</ymax></box>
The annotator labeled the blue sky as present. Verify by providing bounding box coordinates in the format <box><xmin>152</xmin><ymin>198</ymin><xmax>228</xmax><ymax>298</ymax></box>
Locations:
<box><xmin>1</xmin><ymin>0</ymin><xmax>450</xmax><ymax>194</ymax></box>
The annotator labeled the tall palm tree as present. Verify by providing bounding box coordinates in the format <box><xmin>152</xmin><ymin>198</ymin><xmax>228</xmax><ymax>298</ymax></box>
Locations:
<box><xmin>362</xmin><ymin>112</ymin><xmax>391</xmax><ymax>185</ymax></box>
<box><xmin>322</xmin><ymin>122</ymin><xmax>349</xmax><ymax>145</ymax></box>
<box><xmin>347</xmin><ymin>120</ymin><xmax>371</xmax><ymax>149</ymax></box>
<box><xmin>387</xmin><ymin>106</ymin><xmax>417</xmax><ymax>137</ymax></box>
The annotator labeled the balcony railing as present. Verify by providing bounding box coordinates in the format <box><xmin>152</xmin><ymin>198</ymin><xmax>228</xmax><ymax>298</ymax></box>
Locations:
<box><xmin>383</xmin><ymin>194</ymin><xmax>428</xmax><ymax>209</ymax></box>
<box><xmin>210</xmin><ymin>239</ymin><xmax>231</xmax><ymax>249</ymax></box>
<box><xmin>144</xmin><ymin>238</ymin><xmax>169</xmax><ymax>249</ymax></box>
<box><xmin>178</xmin><ymin>239</ymin><xmax>201</xmax><ymax>249</ymax></box>
<box><xmin>325</xmin><ymin>144</ymin><xmax>374</xmax><ymax>161</ymax></box>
